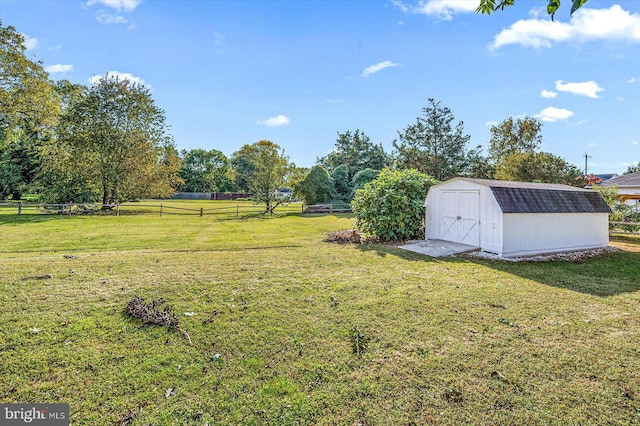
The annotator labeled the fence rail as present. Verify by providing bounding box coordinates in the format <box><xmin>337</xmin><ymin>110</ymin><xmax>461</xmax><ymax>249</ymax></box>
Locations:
<box><xmin>0</xmin><ymin>201</ymin><xmax>356</xmax><ymax>217</ymax></box>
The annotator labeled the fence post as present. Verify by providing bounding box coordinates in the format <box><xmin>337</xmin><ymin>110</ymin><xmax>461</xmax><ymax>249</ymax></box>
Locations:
<box><xmin>69</xmin><ymin>202</ymin><xmax>73</xmax><ymax>216</ymax></box>
<box><xmin>160</xmin><ymin>203</ymin><xmax>163</xmax><ymax>217</ymax></box>
<box><xmin>200</xmin><ymin>207</ymin><xmax>203</xmax><ymax>217</ymax></box>
<box><xmin>116</xmin><ymin>202</ymin><xmax>120</xmax><ymax>217</ymax></box>
<box><xmin>236</xmin><ymin>204</ymin><xmax>239</xmax><ymax>217</ymax></box>
<box><xmin>18</xmin><ymin>201</ymin><xmax>22</xmax><ymax>215</ymax></box>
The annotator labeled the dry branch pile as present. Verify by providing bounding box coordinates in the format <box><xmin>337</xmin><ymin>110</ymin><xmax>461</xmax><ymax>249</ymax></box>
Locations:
<box><xmin>323</xmin><ymin>230</ymin><xmax>363</xmax><ymax>244</ymax></box>
<box><xmin>125</xmin><ymin>296</ymin><xmax>191</xmax><ymax>344</ymax></box>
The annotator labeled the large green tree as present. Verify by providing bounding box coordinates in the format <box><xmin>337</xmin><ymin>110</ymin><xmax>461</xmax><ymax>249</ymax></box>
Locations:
<box><xmin>0</xmin><ymin>21</ymin><xmax>60</xmax><ymax>200</ymax></box>
<box><xmin>232</xmin><ymin>140</ymin><xmax>292</xmax><ymax>214</ymax></box>
<box><xmin>393</xmin><ymin>98</ymin><xmax>480</xmax><ymax>181</ymax></box>
<box><xmin>318</xmin><ymin>130</ymin><xmax>388</xmax><ymax>180</ymax></box>
<box><xmin>55</xmin><ymin>74</ymin><xmax>180</xmax><ymax>205</ymax></box>
<box><xmin>488</xmin><ymin>116</ymin><xmax>543</xmax><ymax>164</ymax></box>
<box><xmin>179</xmin><ymin>148</ymin><xmax>233</xmax><ymax>192</ymax></box>
<box><xmin>495</xmin><ymin>151</ymin><xmax>584</xmax><ymax>186</ymax></box>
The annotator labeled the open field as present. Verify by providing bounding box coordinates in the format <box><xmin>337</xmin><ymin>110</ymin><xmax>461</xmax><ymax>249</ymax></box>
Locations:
<box><xmin>1</xmin><ymin>200</ymin><xmax>639</xmax><ymax>425</ymax></box>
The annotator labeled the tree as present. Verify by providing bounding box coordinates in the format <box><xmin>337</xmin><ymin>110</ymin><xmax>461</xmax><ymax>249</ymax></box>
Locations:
<box><xmin>624</xmin><ymin>162</ymin><xmax>639</xmax><ymax>175</ymax></box>
<box><xmin>495</xmin><ymin>151</ymin><xmax>584</xmax><ymax>186</ymax></box>
<box><xmin>295</xmin><ymin>165</ymin><xmax>334</xmax><ymax>205</ymax></box>
<box><xmin>393</xmin><ymin>98</ymin><xmax>479</xmax><ymax>181</ymax></box>
<box><xmin>0</xmin><ymin>21</ymin><xmax>60</xmax><ymax>199</ymax></box>
<box><xmin>56</xmin><ymin>74</ymin><xmax>180</xmax><ymax>204</ymax></box>
<box><xmin>488</xmin><ymin>116</ymin><xmax>543</xmax><ymax>164</ymax></box>
<box><xmin>351</xmin><ymin>169</ymin><xmax>438</xmax><ymax>241</ymax></box>
<box><xmin>476</xmin><ymin>0</ymin><xmax>588</xmax><ymax>20</ymax></box>
<box><xmin>233</xmin><ymin>140</ymin><xmax>292</xmax><ymax>214</ymax></box>
<box><xmin>318</xmin><ymin>130</ymin><xmax>388</xmax><ymax>180</ymax></box>
<box><xmin>179</xmin><ymin>148</ymin><xmax>233</xmax><ymax>192</ymax></box>
<box><xmin>331</xmin><ymin>164</ymin><xmax>351</xmax><ymax>202</ymax></box>
<box><xmin>350</xmin><ymin>168</ymin><xmax>380</xmax><ymax>198</ymax></box>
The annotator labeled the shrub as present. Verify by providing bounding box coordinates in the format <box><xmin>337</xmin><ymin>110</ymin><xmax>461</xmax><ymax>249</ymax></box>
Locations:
<box><xmin>331</xmin><ymin>164</ymin><xmax>351</xmax><ymax>202</ymax></box>
<box><xmin>296</xmin><ymin>165</ymin><xmax>334</xmax><ymax>205</ymax></box>
<box><xmin>351</xmin><ymin>169</ymin><xmax>437</xmax><ymax>241</ymax></box>
<box><xmin>350</xmin><ymin>168</ymin><xmax>380</xmax><ymax>199</ymax></box>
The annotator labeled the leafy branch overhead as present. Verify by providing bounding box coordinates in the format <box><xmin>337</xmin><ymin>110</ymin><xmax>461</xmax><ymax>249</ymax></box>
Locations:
<box><xmin>476</xmin><ymin>0</ymin><xmax>588</xmax><ymax>20</ymax></box>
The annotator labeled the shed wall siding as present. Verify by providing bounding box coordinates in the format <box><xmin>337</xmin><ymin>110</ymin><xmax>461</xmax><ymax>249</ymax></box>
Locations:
<box><xmin>501</xmin><ymin>213</ymin><xmax>609</xmax><ymax>257</ymax></box>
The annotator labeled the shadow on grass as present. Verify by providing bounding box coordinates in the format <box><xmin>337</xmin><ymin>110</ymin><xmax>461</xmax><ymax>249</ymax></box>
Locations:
<box><xmin>355</xmin><ymin>238</ymin><xmax>640</xmax><ymax>297</ymax></box>
<box><xmin>0</xmin><ymin>214</ymin><xmax>69</xmax><ymax>225</ymax></box>
<box><xmin>356</xmin><ymin>242</ymin><xmax>441</xmax><ymax>262</ymax></box>
<box><xmin>463</xmin><ymin>248</ymin><xmax>640</xmax><ymax>297</ymax></box>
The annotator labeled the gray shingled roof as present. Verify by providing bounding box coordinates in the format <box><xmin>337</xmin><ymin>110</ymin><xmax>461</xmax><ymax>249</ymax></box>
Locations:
<box><xmin>600</xmin><ymin>171</ymin><xmax>640</xmax><ymax>187</ymax></box>
<box><xmin>458</xmin><ymin>178</ymin><xmax>611</xmax><ymax>214</ymax></box>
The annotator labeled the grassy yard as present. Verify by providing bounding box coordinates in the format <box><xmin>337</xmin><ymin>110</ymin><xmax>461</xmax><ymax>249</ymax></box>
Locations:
<box><xmin>0</xmin><ymin>200</ymin><xmax>639</xmax><ymax>425</ymax></box>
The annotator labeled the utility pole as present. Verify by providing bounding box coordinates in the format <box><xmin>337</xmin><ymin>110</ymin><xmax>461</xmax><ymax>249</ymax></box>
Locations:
<box><xmin>584</xmin><ymin>152</ymin><xmax>591</xmax><ymax>177</ymax></box>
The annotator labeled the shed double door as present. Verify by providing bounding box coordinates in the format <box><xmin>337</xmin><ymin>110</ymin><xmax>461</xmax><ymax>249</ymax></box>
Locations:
<box><xmin>439</xmin><ymin>190</ymin><xmax>480</xmax><ymax>246</ymax></box>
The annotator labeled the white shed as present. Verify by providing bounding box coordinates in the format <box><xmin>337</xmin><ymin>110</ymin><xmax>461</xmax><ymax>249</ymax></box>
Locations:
<box><xmin>424</xmin><ymin>178</ymin><xmax>611</xmax><ymax>257</ymax></box>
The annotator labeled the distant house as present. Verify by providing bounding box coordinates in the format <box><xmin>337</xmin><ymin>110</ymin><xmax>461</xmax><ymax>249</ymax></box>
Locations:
<box><xmin>595</xmin><ymin>173</ymin><xmax>619</xmax><ymax>182</ymax></box>
<box><xmin>600</xmin><ymin>171</ymin><xmax>640</xmax><ymax>204</ymax></box>
<box><xmin>424</xmin><ymin>178</ymin><xmax>610</xmax><ymax>257</ymax></box>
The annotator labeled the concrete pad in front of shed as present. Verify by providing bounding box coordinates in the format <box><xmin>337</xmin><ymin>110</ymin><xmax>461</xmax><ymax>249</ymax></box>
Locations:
<box><xmin>399</xmin><ymin>239</ymin><xmax>478</xmax><ymax>257</ymax></box>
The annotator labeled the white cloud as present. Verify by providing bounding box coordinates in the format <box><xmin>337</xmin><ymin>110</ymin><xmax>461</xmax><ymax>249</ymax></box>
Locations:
<box><xmin>484</xmin><ymin>120</ymin><xmax>498</xmax><ymax>127</ymax></box>
<box><xmin>96</xmin><ymin>11</ymin><xmax>128</xmax><ymax>24</ymax></box>
<box><xmin>257</xmin><ymin>115</ymin><xmax>290</xmax><ymax>127</ymax></box>
<box><xmin>632</xmin><ymin>141</ymin><xmax>639</xmax><ymax>145</ymax></box>
<box><xmin>491</xmin><ymin>5</ymin><xmax>640</xmax><ymax>49</ymax></box>
<box><xmin>555</xmin><ymin>80</ymin><xmax>603</xmax><ymax>98</ymax></box>
<box><xmin>89</xmin><ymin>71</ymin><xmax>148</xmax><ymax>88</ymax></box>
<box><xmin>361</xmin><ymin>60</ymin><xmax>399</xmax><ymax>78</ymax></box>
<box><xmin>628</xmin><ymin>77</ymin><xmax>639</xmax><ymax>84</ymax></box>
<box><xmin>540</xmin><ymin>90</ymin><xmax>557</xmax><ymax>99</ymax></box>
<box><xmin>393</xmin><ymin>0</ymin><xmax>477</xmax><ymax>21</ymax></box>
<box><xmin>536</xmin><ymin>106</ymin><xmax>574</xmax><ymax>122</ymax></box>
<box><xmin>45</xmin><ymin>64</ymin><xmax>73</xmax><ymax>74</ymax></box>
<box><xmin>22</xmin><ymin>34</ymin><xmax>38</xmax><ymax>50</ymax></box>
<box><xmin>617</xmin><ymin>96</ymin><xmax>625</xmax><ymax>101</ymax></box>
<box><xmin>86</xmin><ymin>0</ymin><xmax>141</xmax><ymax>12</ymax></box>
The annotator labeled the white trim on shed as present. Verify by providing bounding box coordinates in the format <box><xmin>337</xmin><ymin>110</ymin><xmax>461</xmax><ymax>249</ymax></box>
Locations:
<box><xmin>425</xmin><ymin>178</ymin><xmax>610</xmax><ymax>257</ymax></box>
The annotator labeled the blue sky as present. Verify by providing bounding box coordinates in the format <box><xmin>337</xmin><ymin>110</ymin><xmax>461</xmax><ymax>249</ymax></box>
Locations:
<box><xmin>3</xmin><ymin>0</ymin><xmax>640</xmax><ymax>174</ymax></box>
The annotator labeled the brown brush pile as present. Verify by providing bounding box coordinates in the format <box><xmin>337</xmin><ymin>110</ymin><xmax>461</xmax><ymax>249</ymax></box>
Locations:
<box><xmin>125</xmin><ymin>296</ymin><xmax>191</xmax><ymax>344</ymax></box>
<box><xmin>323</xmin><ymin>229</ymin><xmax>364</xmax><ymax>244</ymax></box>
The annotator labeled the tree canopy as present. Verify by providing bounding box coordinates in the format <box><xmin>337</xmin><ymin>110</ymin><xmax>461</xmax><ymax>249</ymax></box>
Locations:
<box><xmin>495</xmin><ymin>151</ymin><xmax>584</xmax><ymax>186</ymax></box>
<box><xmin>233</xmin><ymin>140</ymin><xmax>292</xmax><ymax>214</ymax></box>
<box><xmin>393</xmin><ymin>99</ymin><xmax>480</xmax><ymax>181</ymax></box>
<box><xmin>179</xmin><ymin>148</ymin><xmax>233</xmax><ymax>193</ymax></box>
<box><xmin>318</xmin><ymin>130</ymin><xmax>388</xmax><ymax>180</ymax></box>
<box><xmin>55</xmin><ymin>74</ymin><xmax>180</xmax><ymax>204</ymax></box>
<box><xmin>488</xmin><ymin>116</ymin><xmax>543</xmax><ymax>163</ymax></box>
<box><xmin>0</xmin><ymin>21</ymin><xmax>60</xmax><ymax>200</ymax></box>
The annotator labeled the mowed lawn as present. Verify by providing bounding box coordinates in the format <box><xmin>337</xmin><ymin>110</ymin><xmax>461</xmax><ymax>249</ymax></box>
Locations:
<box><xmin>0</xmin><ymin>201</ymin><xmax>639</xmax><ymax>425</ymax></box>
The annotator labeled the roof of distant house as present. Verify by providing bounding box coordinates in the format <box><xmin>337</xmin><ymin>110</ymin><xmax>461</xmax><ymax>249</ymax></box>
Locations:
<box><xmin>600</xmin><ymin>171</ymin><xmax>640</xmax><ymax>187</ymax></box>
<box><xmin>594</xmin><ymin>173</ymin><xmax>619</xmax><ymax>181</ymax></box>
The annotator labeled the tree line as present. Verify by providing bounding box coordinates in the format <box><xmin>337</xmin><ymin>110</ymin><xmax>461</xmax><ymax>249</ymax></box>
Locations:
<box><xmin>2</xmin><ymin>20</ymin><xmax>632</xmax><ymax>211</ymax></box>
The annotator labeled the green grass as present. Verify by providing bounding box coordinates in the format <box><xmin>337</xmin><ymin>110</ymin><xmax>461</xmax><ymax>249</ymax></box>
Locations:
<box><xmin>1</xmin><ymin>200</ymin><xmax>639</xmax><ymax>425</ymax></box>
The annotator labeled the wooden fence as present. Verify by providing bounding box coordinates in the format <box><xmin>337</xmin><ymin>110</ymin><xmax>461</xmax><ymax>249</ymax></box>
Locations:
<box><xmin>0</xmin><ymin>201</ymin><xmax>356</xmax><ymax>217</ymax></box>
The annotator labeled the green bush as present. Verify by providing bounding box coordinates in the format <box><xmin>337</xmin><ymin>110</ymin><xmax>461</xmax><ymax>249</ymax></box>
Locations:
<box><xmin>331</xmin><ymin>164</ymin><xmax>351</xmax><ymax>202</ymax></box>
<box><xmin>351</xmin><ymin>169</ymin><xmax>438</xmax><ymax>241</ymax></box>
<box><xmin>350</xmin><ymin>168</ymin><xmax>380</xmax><ymax>199</ymax></box>
<box><xmin>296</xmin><ymin>165</ymin><xmax>334</xmax><ymax>205</ymax></box>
